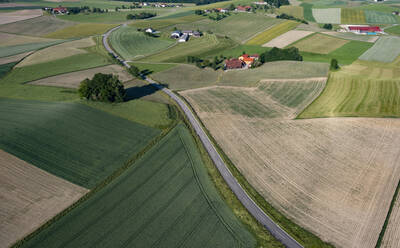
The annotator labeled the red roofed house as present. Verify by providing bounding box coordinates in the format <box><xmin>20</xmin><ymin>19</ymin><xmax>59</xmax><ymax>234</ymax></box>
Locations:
<box><xmin>348</xmin><ymin>26</ymin><xmax>382</xmax><ymax>34</ymax></box>
<box><xmin>53</xmin><ymin>6</ymin><xmax>68</xmax><ymax>14</ymax></box>
<box><xmin>236</xmin><ymin>5</ymin><xmax>252</xmax><ymax>12</ymax></box>
<box><xmin>225</xmin><ymin>58</ymin><xmax>244</xmax><ymax>70</ymax></box>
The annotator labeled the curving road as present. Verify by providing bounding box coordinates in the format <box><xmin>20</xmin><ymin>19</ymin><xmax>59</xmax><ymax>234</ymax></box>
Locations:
<box><xmin>102</xmin><ymin>26</ymin><xmax>304</xmax><ymax>248</ymax></box>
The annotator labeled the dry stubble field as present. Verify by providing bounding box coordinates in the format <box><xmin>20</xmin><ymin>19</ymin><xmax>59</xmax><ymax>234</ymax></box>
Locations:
<box><xmin>0</xmin><ymin>9</ymin><xmax>42</xmax><ymax>25</ymax></box>
<box><xmin>181</xmin><ymin>79</ymin><xmax>400</xmax><ymax>248</ymax></box>
<box><xmin>0</xmin><ymin>150</ymin><xmax>88</xmax><ymax>248</ymax></box>
<box><xmin>382</xmin><ymin>189</ymin><xmax>400</xmax><ymax>248</ymax></box>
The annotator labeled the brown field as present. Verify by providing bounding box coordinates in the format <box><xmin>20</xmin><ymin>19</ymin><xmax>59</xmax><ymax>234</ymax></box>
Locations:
<box><xmin>263</xmin><ymin>30</ymin><xmax>313</xmax><ymax>48</ymax></box>
<box><xmin>0</xmin><ymin>150</ymin><xmax>88</xmax><ymax>248</ymax></box>
<box><xmin>0</xmin><ymin>9</ymin><xmax>42</xmax><ymax>25</ymax></box>
<box><xmin>0</xmin><ymin>52</ymin><xmax>31</xmax><ymax>65</ymax></box>
<box><xmin>181</xmin><ymin>80</ymin><xmax>400</xmax><ymax>248</ymax></box>
<box><xmin>29</xmin><ymin>64</ymin><xmax>133</xmax><ymax>88</ymax></box>
<box><xmin>17</xmin><ymin>37</ymin><xmax>95</xmax><ymax>67</ymax></box>
<box><xmin>0</xmin><ymin>32</ymin><xmax>56</xmax><ymax>47</ymax></box>
<box><xmin>382</xmin><ymin>190</ymin><xmax>400</xmax><ymax>248</ymax></box>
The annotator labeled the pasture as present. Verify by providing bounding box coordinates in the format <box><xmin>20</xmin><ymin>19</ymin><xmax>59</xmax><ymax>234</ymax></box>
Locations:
<box><xmin>17</xmin><ymin>125</ymin><xmax>256</xmax><ymax>248</ymax></box>
<box><xmin>359</xmin><ymin>36</ymin><xmax>400</xmax><ymax>63</ymax></box>
<box><xmin>263</xmin><ymin>30</ymin><xmax>313</xmax><ymax>48</ymax></box>
<box><xmin>0</xmin><ymin>9</ymin><xmax>42</xmax><ymax>25</ymax></box>
<box><xmin>341</xmin><ymin>8</ymin><xmax>366</xmax><ymax>24</ymax></box>
<box><xmin>30</xmin><ymin>64</ymin><xmax>132</xmax><ymax>88</ymax></box>
<box><xmin>312</xmin><ymin>8</ymin><xmax>341</xmax><ymax>24</ymax></box>
<box><xmin>291</xmin><ymin>33</ymin><xmax>349</xmax><ymax>54</ymax></box>
<box><xmin>0</xmin><ymin>98</ymin><xmax>160</xmax><ymax>188</ymax></box>
<box><xmin>182</xmin><ymin>80</ymin><xmax>400</xmax><ymax>248</ymax></box>
<box><xmin>0</xmin><ymin>150</ymin><xmax>87</xmax><ymax>248</ymax></box>
<box><xmin>0</xmin><ymin>39</ymin><xmax>67</xmax><ymax>58</ymax></box>
<box><xmin>44</xmin><ymin>23</ymin><xmax>118</xmax><ymax>39</ymax></box>
<box><xmin>365</xmin><ymin>10</ymin><xmax>398</xmax><ymax>24</ymax></box>
<box><xmin>246</xmin><ymin>21</ymin><xmax>300</xmax><ymax>46</ymax></box>
<box><xmin>109</xmin><ymin>25</ymin><xmax>174</xmax><ymax>60</ymax></box>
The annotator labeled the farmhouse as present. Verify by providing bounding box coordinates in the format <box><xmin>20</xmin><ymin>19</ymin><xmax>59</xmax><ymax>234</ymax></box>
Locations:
<box><xmin>236</xmin><ymin>6</ymin><xmax>252</xmax><ymax>12</ymax></box>
<box><xmin>225</xmin><ymin>58</ymin><xmax>244</xmax><ymax>69</ymax></box>
<box><xmin>145</xmin><ymin>28</ymin><xmax>156</xmax><ymax>34</ymax></box>
<box><xmin>178</xmin><ymin>34</ymin><xmax>189</xmax><ymax>42</ymax></box>
<box><xmin>216</xmin><ymin>8</ymin><xmax>228</xmax><ymax>13</ymax></box>
<box><xmin>238</xmin><ymin>54</ymin><xmax>259</xmax><ymax>67</ymax></box>
<box><xmin>393</xmin><ymin>11</ymin><xmax>400</xmax><ymax>16</ymax></box>
<box><xmin>347</xmin><ymin>25</ymin><xmax>383</xmax><ymax>35</ymax></box>
<box><xmin>52</xmin><ymin>6</ymin><xmax>68</xmax><ymax>14</ymax></box>
<box><xmin>170</xmin><ymin>30</ymin><xmax>182</xmax><ymax>38</ymax></box>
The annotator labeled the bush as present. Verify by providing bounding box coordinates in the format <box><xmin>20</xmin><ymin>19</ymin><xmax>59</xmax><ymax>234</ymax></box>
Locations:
<box><xmin>126</xmin><ymin>12</ymin><xmax>156</xmax><ymax>20</ymax></box>
<box><xmin>323</xmin><ymin>24</ymin><xmax>333</xmax><ymax>30</ymax></box>
<box><xmin>260</xmin><ymin>47</ymin><xmax>303</xmax><ymax>63</ymax></box>
<box><xmin>78</xmin><ymin>73</ymin><xmax>126</xmax><ymax>102</ymax></box>
<box><xmin>128</xmin><ymin>65</ymin><xmax>141</xmax><ymax>77</ymax></box>
<box><xmin>330</xmin><ymin>58</ymin><xmax>339</xmax><ymax>70</ymax></box>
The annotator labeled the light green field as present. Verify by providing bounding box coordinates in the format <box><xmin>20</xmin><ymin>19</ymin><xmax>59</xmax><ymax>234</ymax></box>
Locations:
<box><xmin>129</xmin><ymin>62</ymin><xmax>177</xmax><ymax>74</ymax></box>
<box><xmin>152</xmin><ymin>61</ymin><xmax>329</xmax><ymax>90</ymax></box>
<box><xmin>130</xmin><ymin>14</ymin><xmax>205</xmax><ymax>29</ymax></box>
<box><xmin>0</xmin><ymin>39</ymin><xmax>67</xmax><ymax>58</ymax></box>
<box><xmin>246</xmin><ymin>21</ymin><xmax>299</xmax><ymax>45</ymax></box>
<box><xmin>359</xmin><ymin>36</ymin><xmax>400</xmax><ymax>63</ymax></box>
<box><xmin>44</xmin><ymin>23</ymin><xmax>118</xmax><ymax>39</ymax></box>
<box><xmin>291</xmin><ymin>33</ymin><xmax>349</xmax><ymax>54</ymax></box>
<box><xmin>17</xmin><ymin>125</ymin><xmax>256</xmax><ymax>248</ymax></box>
<box><xmin>0</xmin><ymin>98</ymin><xmax>160</xmax><ymax>188</ymax></box>
<box><xmin>341</xmin><ymin>8</ymin><xmax>366</xmax><ymax>24</ymax></box>
<box><xmin>109</xmin><ymin>25</ymin><xmax>174</xmax><ymax>60</ymax></box>
<box><xmin>277</xmin><ymin>6</ymin><xmax>304</xmax><ymax>19</ymax></box>
<box><xmin>312</xmin><ymin>8</ymin><xmax>341</xmax><ymax>24</ymax></box>
<box><xmin>364</xmin><ymin>10</ymin><xmax>398</xmax><ymax>24</ymax></box>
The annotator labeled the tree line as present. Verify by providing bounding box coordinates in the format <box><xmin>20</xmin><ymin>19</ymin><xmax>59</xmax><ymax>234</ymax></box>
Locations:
<box><xmin>126</xmin><ymin>12</ymin><xmax>156</xmax><ymax>19</ymax></box>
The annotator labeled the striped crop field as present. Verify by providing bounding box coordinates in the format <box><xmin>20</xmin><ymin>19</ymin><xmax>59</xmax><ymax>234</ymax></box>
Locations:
<box><xmin>17</xmin><ymin>125</ymin><xmax>256</xmax><ymax>248</ymax></box>
<box><xmin>359</xmin><ymin>36</ymin><xmax>400</xmax><ymax>63</ymax></box>
<box><xmin>109</xmin><ymin>25</ymin><xmax>174</xmax><ymax>60</ymax></box>
<box><xmin>0</xmin><ymin>98</ymin><xmax>159</xmax><ymax>188</ymax></box>
<box><xmin>365</xmin><ymin>10</ymin><xmax>398</xmax><ymax>24</ymax></box>
<box><xmin>341</xmin><ymin>8</ymin><xmax>366</xmax><ymax>24</ymax></box>
<box><xmin>312</xmin><ymin>8</ymin><xmax>341</xmax><ymax>24</ymax></box>
<box><xmin>246</xmin><ymin>21</ymin><xmax>300</xmax><ymax>45</ymax></box>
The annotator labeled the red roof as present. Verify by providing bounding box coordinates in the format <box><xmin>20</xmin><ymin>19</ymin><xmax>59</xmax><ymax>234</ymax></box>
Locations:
<box><xmin>225</xmin><ymin>59</ymin><xmax>243</xmax><ymax>69</ymax></box>
<box><xmin>348</xmin><ymin>26</ymin><xmax>381</xmax><ymax>32</ymax></box>
<box><xmin>53</xmin><ymin>7</ymin><xmax>67</xmax><ymax>11</ymax></box>
<box><xmin>250</xmin><ymin>54</ymin><xmax>259</xmax><ymax>58</ymax></box>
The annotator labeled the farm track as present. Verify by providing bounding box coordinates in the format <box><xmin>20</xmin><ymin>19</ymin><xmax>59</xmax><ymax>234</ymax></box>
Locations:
<box><xmin>103</xmin><ymin>25</ymin><xmax>304</xmax><ymax>248</ymax></box>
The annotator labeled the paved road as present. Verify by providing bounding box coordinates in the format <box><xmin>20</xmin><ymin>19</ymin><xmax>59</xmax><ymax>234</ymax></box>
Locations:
<box><xmin>102</xmin><ymin>26</ymin><xmax>304</xmax><ymax>248</ymax></box>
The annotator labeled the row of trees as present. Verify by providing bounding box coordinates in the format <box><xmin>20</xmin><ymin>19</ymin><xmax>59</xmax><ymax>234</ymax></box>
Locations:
<box><xmin>187</xmin><ymin>55</ymin><xmax>224</xmax><ymax>70</ymax></box>
<box><xmin>259</xmin><ymin>47</ymin><xmax>303</xmax><ymax>64</ymax></box>
<box><xmin>126</xmin><ymin>12</ymin><xmax>156</xmax><ymax>19</ymax></box>
<box><xmin>276</xmin><ymin>13</ymin><xmax>308</xmax><ymax>24</ymax></box>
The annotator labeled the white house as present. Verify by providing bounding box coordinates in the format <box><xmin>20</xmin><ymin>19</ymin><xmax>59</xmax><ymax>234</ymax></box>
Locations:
<box><xmin>178</xmin><ymin>34</ymin><xmax>189</xmax><ymax>42</ymax></box>
<box><xmin>145</xmin><ymin>28</ymin><xmax>155</xmax><ymax>33</ymax></box>
<box><xmin>170</xmin><ymin>31</ymin><xmax>182</xmax><ymax>38</ymax></box>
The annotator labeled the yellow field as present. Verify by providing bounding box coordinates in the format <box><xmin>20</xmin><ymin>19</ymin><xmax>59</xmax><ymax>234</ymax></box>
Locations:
<box><xmin>44</xmin><ymin>23</ymin><xmax>117</xmax><ymax>39</ymax></box>
<box><xmin>246</xmin><ymin>21</ymin><xmax>299</xmax><ymax>45</ymax></box>
<box><xmin>291</xmin><ymin>33</ymin><xmax>349</xmax><ymax>54</ymax></box>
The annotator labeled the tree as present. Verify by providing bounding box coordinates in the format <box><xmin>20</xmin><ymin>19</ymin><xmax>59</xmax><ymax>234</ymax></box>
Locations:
<box><xmin>323</xmin><ymin>24</ymin><xmax>333</xmax><ymax>30</ymax></box>
<box><xmin>228</xmin><ymin>3</ymin><xmax>235</xmax><ymax>10</ymax></box>
<box><xmin>128</xmin><ymin>65</ymin><xmax>141</xmax><ymax>77</ymax></box>
<box><xmin>330</xmin><ymin>58</ymin><xmax>339</xmax><ymax>70</ymax></box>
<box><xmin>78</xmin><ymin>73</ymin><xmax>125</xmax><ymax>103</ymax></box>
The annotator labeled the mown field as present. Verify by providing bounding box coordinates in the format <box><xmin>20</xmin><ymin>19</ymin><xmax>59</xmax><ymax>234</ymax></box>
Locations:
<box><xmin>0</xmin><ymin>32</ymin><xmax>56</xmax><ymax>46</ymax></box>
<box><xmin>0</xmin><ymin>39</ymin><xmax>67</xmax><ymax>58</ymax></box>
<box><xmin>109</xmin><ymin>25</ymin><xmax>174</xmax><ymax>60</ymax></box>
<box><xmin>364</xmin><ymin>10</ymin><xmax>398</xmax><ymax>24</ymax></box>
<box><xmin>0</xmin><ymin>98</ymin><xmax>160</xmax><ymax>188</ymax></box>
<box><xmin>0</xmin><ymin>9</ymin><xmax>42</xmax><ymax>25</ymax></box>
<box><xmin>263</xmin><ymin>30</ymin><xmax>313</xmax><ymax>48</ymax></box>
<box><xmin>359</xmin><ymin>36</ymin><xmax>400</xmax><ymax>63</ymax></box>
<box><xmin>0</xmin><ymin>52</ymin><xmax>30</xmax><ymax>65</ymax></box>
<box><xmin>291</xmin><ymin>33</ymin><xmax>349</xmax><ymax>54</ymax></box>
<box><xmin>0</xmin><ymin>150</ymin><xmax>88</xmax><ymax>248</ymax></box>
<box><xmin>44</xmin><ymin>23</ymin><xmax>117</xmax><ymax>39</ymax></box>
<box><xmin>341</xmin><ymin>8</ymin><xmax>366</xmax><ymax>24</ymax></box>
<box><xmin>246</xmin><ymin>21</ymin><xmax>299</xmax><ymax>45</ymax></box>
<box><xmin>312</xmin><ymin>8</ymin><xmax>341</xmax><ymax>24</ymax></box>
<box><xmin>182</xmin><ymin>80</ymin><xmax>400</xmax><ymax>248</ymax></box>
<box><xmin>17</xmin><ymin>125</ymin><xmax>256</xmax><ymax>248</ymax></box>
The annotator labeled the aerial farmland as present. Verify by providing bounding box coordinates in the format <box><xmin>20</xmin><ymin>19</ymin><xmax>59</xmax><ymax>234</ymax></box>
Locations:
<box><xmin>1</xmin><ymin>0</ymin><xmax>400</xmax><ymax>247</ymax></box>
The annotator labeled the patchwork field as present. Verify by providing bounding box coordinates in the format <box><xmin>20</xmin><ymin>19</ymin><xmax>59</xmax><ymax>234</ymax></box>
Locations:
<box><xmin>30</xmin><ymin>64</ymin><xmax>132</xmax><ymax>88</ymax></box>
<box><xmin>359</xmin><ymin>36</ymin><xmax>400</xmax><ymax>63</ymax></box>
<box><xmin>0</xmin><ymin>150</ymin><xmax>88</xmax><ymax>248</ymax></box>
<box><xmin>291</xmin><ymin>33</ymin><xmax>349</xmax><ymax>54</ymax></box>
<box><xmin>182</xmin><ymin>80</ymin><xmax>400</xmax><ymax>248</ymax></box>
<box><xmin>341</xmin><ymin>8</ymin><xmax>366</xmax><ymax>24</ymax></box>
<box><xmin>0</xmin><ymin>16</ymin><xmax>75</xmax><ymax>37</ymax></box>
<box><xmin>0</xmin><ymin>39</ymin><xmax>67</xmax><ymax>58</ymax></box>
<box><xmin>0</xmin><ymin>32</ymin><xmax>56</xmax><ymax>46</ymax></box>
<box><xmin>263</xmin><ymin>30</ymin><xmax>313</xmax><ymax>48</ymax></box>
<box><xmin>312</xmin><ymin>8</ymin><xmax>341</xmax><ymax>24</ymax></box>
<box><xmin>18</xmin><ymin>125</ymin><xmax>256</xmax><ymax>248</ymax></box>
<box><xmin>246</xmin><ymin>21</ymin><xmax>299</xmax><ymax>45</ymax></box>
<box><xmin>0</xmin><ymin>98</ymin><xmax>159</xmax><ymax>188</ymax></box>
<box><xmin>382</xmin><ymin>187</ymin><xmax>400</xmax><ymax>248</ymax></box>
<box><xmin>0</xmin><ymin>9</ymin><xmax>42</xmax><ymax>25</ymax></box>
<box><xmin>109</xmin><ymin>25</ymin><xmax>174</xmax><ymax>60</ymax></box>
<box><xmin>365</xmin><ymin>10</ymin><xmax>398</xmax><ymax>24</ymax></box>
<box><xmin>44</xmin><ymin>23</ymin><xmax>118</xmax><ymax>39</ymax></box>
<box><xmin>17</xmin><ymin>38</ymin><xmax>95</xmax><ymax>67</ymax></box>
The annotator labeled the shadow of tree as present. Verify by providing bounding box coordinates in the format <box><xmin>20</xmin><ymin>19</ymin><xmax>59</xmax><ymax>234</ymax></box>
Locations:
<box><xmin>124</xmin><ymin>83</ymin><xmax>168</xmax><ymax>101</ymax></box>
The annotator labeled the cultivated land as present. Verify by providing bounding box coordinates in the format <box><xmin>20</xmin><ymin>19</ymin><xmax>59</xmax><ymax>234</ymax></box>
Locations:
<box><xmin>109</xmin><ymin>25</ymin><xmax>174</xmax><ymax>60</ymax></box>
<box><xmin>246</xmin><ymin>21</ymin><xmax>299</xmax><ymax>45</ymax></box>
<box><xmin>130</xmin><ymin>14</ymin><xmax>205</xmax><ymax>29</ymax></box>
<box><xmin>291</xmin><ymin>33</ymin><xmax>349</xmax><ymax>54</ymax></box>
<box><xmin>386</xmin><ymin>25</ymin><xmax>400</xmax><ymax>35</ymax></box>
<box><xmin>382</xmin><ymin>188</ymin><xmax>400</xmax><ymax>248</ymax></box>
<box><xmin>182</xmin><ymin>80</ymin><xmax>400</xmax><ymax>248</ymax></box>
<box><xmin>0</xmin><ymin>149</ymin><xmax>88</xmax><ymax>248</ymax></box>
<box><xmin>18</xmin><ymin>125</ymin><xmax>256</xmax><ymax>248</ymax></box>
<box><xmin>30</xmin><ymin>64</ymin><xmax>133</xmax><ymax>88</ymax></box>
<box><xmin>312</xmin><ymin>8</ymin><xmax>341</xmax><ymax>24</ymax></box>
<box><xmin>0</xmin><ymin>32</ymin><xmax>56</xmax><ymax>46</ymax></box>
<box><xmin>277</xmin><ymin>5</ymin><xmax>304</xmax><ymax>18</ymax></box>
<box><xmin>0</xmin><ymin>52</ymin><xmax>30</xmax><ymax>65</ymax></box>
<box><xmin>0</xmin><ymin>98</ymin><xmax>159</xmax><ymax>188</ymax></box>
<box><xmin>341</xmin><ymin>8</ymin><xmax>366</xmax><ymax>24</ymax></box>
<box><xmin>0</xmin><ymin>9</ymin><xmax>42</xmax><ymax>25</ymax></box>
<box><xmin>321</xmin><ymin>31</ymin><xmax>378</xmax><ymax>42</ymax></box>
<box><xmin>44</xmin><ymin>23</ymin><xmax>118</xmax><ymax>39</ymax></box>
<box><xmin>359</xmin><ymin>36</ymin><xmax>400</xmax><ymax>63</ymax></box>
<box><xmin>0</xmin><ymin>39</ymin><xmax>67</xmax><ymax>58</ymax></box>
<box><xmin>263</xmin><ymin>30</ymin><xmax>313</xmax><ymax>48</ymax></box>
<box><xmin>364</xmin><ymin>10</ymin><xmax>398</xmax><ymax>24</ymax></box>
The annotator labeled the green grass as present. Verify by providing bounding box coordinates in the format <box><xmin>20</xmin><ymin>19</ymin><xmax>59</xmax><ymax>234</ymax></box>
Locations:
<box><xmin>153</xmin><ymin>9</ymin><xmax>195</xmax><ymax>19</ymax></box>
<box><xmin>386</xmin><ymin>25</ymin><xmax>400</xmax><ymax>35</ymax></box>
<box><xmin>364</xmin><ymin>10</ymin><xmax>398</xmax><ymax>24</ymax></box>
<box><xmin>359</xmin><ymin>36</ymin><xmax>400</xmax><ymax>63</ymax></box>
<box><xmin>213</xmin><ymin>44</ymin><xmax>270</xmax><ymax>59</ymax></box>
<box><xmin>341</xmin><ymin>8</ymin><xmax>366</xmax><ymax>24</ymax></box>
<box><xmin>129</xmin><ymin>62</ymin><xmax>177</xmax><ymax>74</ymax></box>
<box><xmin>109</xmin><ymin>25</ymin><xmax>174</xmax><ymax>60</ymax></box>
<box><xmin>0</xmin><ymin>98</ymin><xmax>160</xmax><ymax>188</ymax></box>
<box><xmin>246</xmin><ymin>21</ymin><xmax>299</xmax><ymax>45</ymax></box>
<box><xmin>44</xmin><ymin>23</ymin><xmax>118</xmax><ymax>39</ymax></box>
<box><xmin>291</xmin><ymin>33</ymin><xmax>349</xmax><ymax>54</ymax></box>
<box><xmin>16</xmin><ymin>125</ymin><xmax>256</xmax><ymax>248</ymax></box>
<box><xmin>300</xmin><ymin>39</ymin><xmax>373</xmax><ymax>65</ymax></box>
<box><xmin>0</xmin><ymin>62</ymin><xmax>17</xmax><ymax>79</ymax></box>
<box><xmin>130</xmin><ymin>14</ymin><xmax>206</xmax><ymax>29</ymax></box>
<box><xmin>277</xmin><ymin>6</ymin><xmax>304</xmax><ymax>19</ymax></box>
<box><xmin>0</xmin><ymin>40</ymin><xmax>68</xmax><ymax>58</ymax></box>
<box><xmin>301</xmin><ymin>3</ymin><xmax>316</xmax><ymax>22</ymax></box>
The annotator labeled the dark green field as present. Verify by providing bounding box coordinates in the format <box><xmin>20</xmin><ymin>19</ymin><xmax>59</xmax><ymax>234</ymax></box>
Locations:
<box><xmin>0</xmin><ymin>62</ymin><xmax>17</xmax><ymax>79</ymax></box>
<box><xmin>18</xmin><ymin>125</ymin><xmax>256</xmax><ymax>248</ymax></box>
<box><xmin>0</xmin><ymin>98</ymin><xmax>159</xmax><ymax>188</ymax></box>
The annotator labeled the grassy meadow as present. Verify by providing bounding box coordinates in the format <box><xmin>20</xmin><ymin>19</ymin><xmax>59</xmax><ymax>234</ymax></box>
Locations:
<box><xmin>44</xmin><ymin>23</ymin><xmax>118</xmax><ymax>39</ymax></box>
<box><xmin>246</xmin><ymin>21</ymin><xmax>299</xmax><ymax>45</ymax></box>
<box><xmin>291</xmin><ymin>33</ymin><xmax>349</xmax><ymax>54</ymax></box>
<box><xmin>17</xmin><ymin>125</ymin><xmax>256</xmax><ymax>248</ymax></box>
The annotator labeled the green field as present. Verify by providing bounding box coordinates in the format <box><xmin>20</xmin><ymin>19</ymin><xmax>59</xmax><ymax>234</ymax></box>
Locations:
<box><xmin>312</xmin><ymin>8</ymin><xmax>341</xmax><ymax>24</ymax></box>
<box><xmin>44</xmin><ymin>23</ymin><xmax>117</xmax><ymax>39</ymax></box>
<box><xmin>359</xmin><ymin>36</ymin><xmax>400</xmax><ymax>63</ymax></box>
<box><xmin>0</xmin><ymin>40</ymin><xmax>67</xmax><ymax>58</ymax></box>
<box><xmin>301</xmin><ymin>3</ymin><xmax>316</xmax><ymax>22</ymax></box>
<box><xmin>386</xmin><ymin>25</ymin><xmax>400</xmax><ymax>35</ymax></box>
<box><xmin>130</xmin><ymin>14</ymin><xmax>205</xmax><ymax>29</ymax></box>
<box><xmin>341</xmin><ymin>8</ymin><xmax>366</xmax><ymax>24</ymax></box>
<box><xmin>129</xmin><ymin>62</ymin><xmax>177</xmax><ymax>74</ymax></box>
<box><xmin>364</xmin><ymin>10</ymin><xmax>398</xmax><ymax>24</ymax></box>
<box><xmin>17</xmin><ymin>125</ymin><xmax>256</xmax><ymax>248</ymax></box>
<box><xmin>277</xmin><ymin>6</ymin><xmax>304</xmax><ymax>19</ymax></box>
<box><xmin>109</xmin><ymin>25</ymin><xmax>174</xmax><ymax>60</ymax></box>
<box><xmin>246</xmin><ymin>21</ymin><xmax>299</xmax><ymax>45</ymax></box>
<box><xmin>0</xmin><ymin>62</ymin><xmax>17</xmax><ymax>79</ymax></box>
<box><xmin>291</xmin><ymin>33</ymin><xmax>349</xmax><ymax>54</ymax></box>
<box><xmin>0</xmin><ymin>98</ymin><xmax>159</xmax><ymax>188</ymax></box>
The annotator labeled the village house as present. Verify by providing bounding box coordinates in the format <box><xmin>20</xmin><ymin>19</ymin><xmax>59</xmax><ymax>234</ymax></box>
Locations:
<box><xmin>238</xmin><ymin>54</ymin><xmax>259</xmax><ymax>67</ymax></box>
<box><xmin>145</xmin><ymin>28</ymin><xmax>156</xmax><ymax>34</ymax></box>
<box><xmin>225</xmin><ymin>58</ymin><xmax>244</xmax><ymax>70</ymax></box>
<box><xmin>216</xmin><ymin>8</ymin><xmax>228</xmax><ymax>13</ymax></box>
<box><xmin>178</xmin><ymin>34</ymin><xmax>189</xmax><ymax>42</ymax></box>
<box><xmin>393</xmin><ymin>11</ymin><xmax>400</xmax><ymax>16</ymax></box>
<box><xmin>52</xmin><ymin>6</ymin><xmax>68</xmax><ymax>14</ymax></box>
<box><xmin>170</xmin><ymin>30</ymin><xmax>182</xmax><ymax>38</ymax></box>
<box><xmin>235</xmin><ymin>5</ymin><xmax>252</xmax><ymax>12</ymax></box>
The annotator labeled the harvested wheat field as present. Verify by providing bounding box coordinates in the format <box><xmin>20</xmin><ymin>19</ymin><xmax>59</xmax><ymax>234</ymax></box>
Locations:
<box><xmin>30</xmin><ymin>64</ymin><xmax>133</xmax><ymax>88</ymax></box>
<box><xmin>0</xmin><ymin>149</ymin><xmax>88</xmax><ymax>248</ymax></box>
<box><xmin>382</xmin><ymin>187</ymin><xmax>400</xmax><ymax>248</ymax></box>
<box><xmin>17</xmin><ymin>38</ymin><xmax>95</xmax><ymax>67</ymax></box>
<box><xmin>181</xmin><ymin>79</ymin><xmax>400</xmax><ymax>248</ymax></box>
<box><xmin>263</xmin><ymin>30</ymin><xmax>313</xmax><ymax>48</ymax></box>
<box><xmin>0</xmin><ymin>9</ymin><xmax>42</xmax><ymax>25</ymax></box>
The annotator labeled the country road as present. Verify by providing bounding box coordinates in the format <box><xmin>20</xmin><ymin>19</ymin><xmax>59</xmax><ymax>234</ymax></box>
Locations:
<box><xmin>102</xmin><ymin>26</ymin><xmax>304</xmax><ymax>248</ymax></box>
